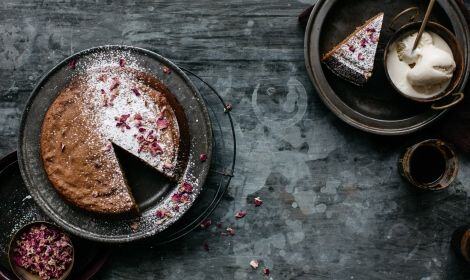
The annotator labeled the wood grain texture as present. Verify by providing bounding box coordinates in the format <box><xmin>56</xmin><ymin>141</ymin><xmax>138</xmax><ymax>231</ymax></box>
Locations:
<box><xmin>1</xmin><ymin>0</ymin><xmax>470</xmax><ymax>279</ymax></box>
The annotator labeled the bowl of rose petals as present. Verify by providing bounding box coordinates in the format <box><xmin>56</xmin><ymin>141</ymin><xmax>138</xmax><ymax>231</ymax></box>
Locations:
<box><xmin>8</xmin><ymin>222</ymin><xmax>74</xmax><ymax>280</ymax></box>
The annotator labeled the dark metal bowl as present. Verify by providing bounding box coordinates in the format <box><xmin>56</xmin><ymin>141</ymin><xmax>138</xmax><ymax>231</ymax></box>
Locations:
<box><xmin>384</xmin><ymin>21</ymin><xmax>465</xmax><ymax>105</ymax></box>
<box><xmin>17</xmin><ymin>46</ymin><xmax>213</xmax><ymax>243</ymax></box>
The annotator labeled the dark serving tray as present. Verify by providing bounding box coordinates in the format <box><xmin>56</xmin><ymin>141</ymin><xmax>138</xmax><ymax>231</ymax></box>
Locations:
<box><xmin>305</xmin><ymin>0</ymin><xmax>470</xmax><ymax>135</ymax></box>
<box><xmin>0</xmin><ymin>152</ymin><xmax>110</xmax><ymax>280</ymax></box>
<box><xmin>17</xmin><ymin>46</ymin><xmax>213</xmax><ymax>243</ymax></box>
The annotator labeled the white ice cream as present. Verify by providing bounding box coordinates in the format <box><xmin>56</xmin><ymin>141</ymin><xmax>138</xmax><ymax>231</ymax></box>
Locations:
<box><xmin>387</xmin><ymin>32</ymin><xmax>456</xmax><ymax>99</ymax></box>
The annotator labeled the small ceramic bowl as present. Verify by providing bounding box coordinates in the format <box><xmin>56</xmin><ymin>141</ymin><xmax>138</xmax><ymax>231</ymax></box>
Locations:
<box><xmin>8</xmin><ymin>222</ymin><xmax>74</xmax><ymax>280</ymax></box>
<box><xmin>398</xmin><ymin>139</ymin><xmax>459</xmax><ymax>191</ymax></box>
<box><xmin>384</xmin><ymin>21</ymin><xmax>465</xmax><ymax>110</ymax></box>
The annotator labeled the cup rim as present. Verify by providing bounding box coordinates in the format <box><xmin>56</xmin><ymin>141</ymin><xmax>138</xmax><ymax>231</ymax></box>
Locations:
<box><xmin>383</xmin><ymin>21</ymin><xmax>464</xmax><ymax>103</ymax></box>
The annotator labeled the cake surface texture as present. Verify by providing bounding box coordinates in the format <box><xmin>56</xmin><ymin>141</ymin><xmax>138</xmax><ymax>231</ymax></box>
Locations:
<box><xmin>40</xmin><ymin>63</ymin><xmax>185</xmax><ymax>214</ymax></box>
<box><xmin>322</xmin><ymin>13</ymin><xmax>384</xmax><ymax>86</ymax></box>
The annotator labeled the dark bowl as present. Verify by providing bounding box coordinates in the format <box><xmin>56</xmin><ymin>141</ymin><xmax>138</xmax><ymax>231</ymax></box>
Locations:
<box><xmin>384</xmin><ymin>21</ymin><xmax>465</xmax><ymax>104</ymax></box>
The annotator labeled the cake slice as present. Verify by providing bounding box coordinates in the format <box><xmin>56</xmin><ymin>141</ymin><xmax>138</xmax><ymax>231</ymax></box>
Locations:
<box><xmin>322</xmin><ymin>13</ymin><xmax>384</xmax><ymax>86</ymax></box>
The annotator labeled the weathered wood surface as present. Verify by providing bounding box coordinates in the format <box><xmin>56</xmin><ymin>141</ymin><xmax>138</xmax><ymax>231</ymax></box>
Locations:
<box><xmin>1</xmin><ymin>0</ymin><xmax>470</xmax><ymax>279</ymax></box>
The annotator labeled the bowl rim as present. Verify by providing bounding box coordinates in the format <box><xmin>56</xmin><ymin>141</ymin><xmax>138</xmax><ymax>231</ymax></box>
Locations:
<box><xmin>383</xmin><ymin>21</ymin><xmax>465</xmax><ymax>103</ymax></box>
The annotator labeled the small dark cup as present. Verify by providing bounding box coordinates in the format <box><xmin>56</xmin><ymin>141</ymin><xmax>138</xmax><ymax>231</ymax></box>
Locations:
<box><xmin>8</xmin><ymin>222</ymin><xmax>74</xmax><ymax>280</ymax></box>
<box><xmin>398</xmin><ymin>139</ymin><xmax>458</xmax><ymax>190</ymax></box>
<box><xmin>384</xmin><ymin>21</ymin><xmax>465</xmax><ymax>110</ymax></box>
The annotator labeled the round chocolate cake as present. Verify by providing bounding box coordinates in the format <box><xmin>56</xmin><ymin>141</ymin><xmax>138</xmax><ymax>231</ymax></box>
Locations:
<box><xmin>40</xmin><ymin>62</ymin><xmax>188</xmax><ymax>214</ymax></box>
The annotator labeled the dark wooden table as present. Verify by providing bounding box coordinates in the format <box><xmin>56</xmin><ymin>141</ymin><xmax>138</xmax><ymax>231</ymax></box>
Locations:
<box><xmin>1</xmin><ymin>0</ymin><xmax>470</xmax><ymax>279</ymax></box>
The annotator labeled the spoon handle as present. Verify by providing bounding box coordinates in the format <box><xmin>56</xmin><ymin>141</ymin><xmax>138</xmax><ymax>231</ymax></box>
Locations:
<box><xmin>412</xmin><ymin>0</ymin><xmax>436</xmax><ymax>50</ymax></box>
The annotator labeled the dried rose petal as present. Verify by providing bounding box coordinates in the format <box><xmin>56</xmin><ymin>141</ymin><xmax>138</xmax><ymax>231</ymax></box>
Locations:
<box><xmin>179</xmin><ymin>182</ymin><xmax>193</xmax><ymax>193</ymax></box>
<box><xmin>110</xmin><ymin>77</ymin><xmax>120</xmax><ymax>91</ymax></box>
<box><xmin>163</xmin><ymin>162</ymin><xmax>174</xmax><ymax>169</ymax></box>
<box><xmin>132</xmin><ymin>88</ymin><xmax>141</xmax><ymax>96</ymax></box>
<box><xmin>163</xmin><ymin>66</ymin><xmax>171</xmax><ymax>74</ymax></box>
<box><xmin>358</xmin><ymin>53</ymin><xmax>364</xmax><ymax>61</ymax></box>
<box><xmin>366</xmin><ymin>27</ymin><xmax>376</xmax><ymax>33</ymax></box>
<box><xmin>155</xmin><ymin>209</ymin><xmax>166</xmax><ymax>219</ymax></box>
<box><xmin>156</xmin><ymin>117</ymin><xmax>169</xmax><ymax>130</ymax></box>
<box><xmin>68</xmin><ymin>59</ymin><xmax>77</xmax><ymax>69</ymax></box>
<box><xmin>250</xmin><ymin>260</ymin><xmax>259</xmax><ymax>269</ymax></box>
<box><xmin>224</xmin><ymin>103</ymin><xmax>233</xmax><ymax>113</ymax></box>
<box><xmin>348</xmin><ymin>45</ymin><xmax>356</xmax><ymax>52</ymax></box>
<box><xmin>171</xmin><ymin>193</ymin><xmax>182</xmax><ymax>203</ymax></box>
<box><xmin>263</xmin><ymin>267</ymin><xmax>270</xmax><ymax>276</ymax></box>
<box><xmin>200</xmin><ymin>219</ymin><xmax>212</xmax><ymax>229</ymax></box>
<box><xmin>134</xmin><ymin>113</ymin><xmax>143</xmax><ymax>121</ymax></box>
<box><xmin>226</xmin><ymin>227</ymin><xmax>235</xmax><ymax>236</ymax></box>
<box><xmin>360</xmin><ymin>38</ymin><xmax>368</xmax><ymax>47</ymax></box>
<box><xmin>199</xmin><ymin>153</ymin><xmax>208</xmax><ymax>162</ymax></box>
<box><xmin>254</xmin><ymin>197</ymin><xmax>263</xmax><ymax>207</ymax></box>
<box><xmin>235</xmin><ymin>210</ymin><xmax>247</xmax><ymax>219</ymax></box>
<box><xmin>119</xmin><ymin>58</ymin><xmax>125</xmax><ymax>67</ymax></box>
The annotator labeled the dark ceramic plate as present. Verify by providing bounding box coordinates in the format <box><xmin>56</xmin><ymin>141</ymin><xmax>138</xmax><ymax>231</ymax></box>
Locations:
<box><xmin>18</xmin><ymin>46</ymin><xmax>213</xmax><ymax>243</ymax></box>
<box><xmin>305</xmin><ymin>0</ymin><xmax>470</xmax><ymax>135</ymax></box>
<box><xmin>0</xmin><ymin>152</ymin><xmax>110</xmax><ymax>280</ymax></box>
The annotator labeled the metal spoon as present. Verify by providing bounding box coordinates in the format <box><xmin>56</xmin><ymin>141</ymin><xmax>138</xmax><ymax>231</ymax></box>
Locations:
<box><xmin>412</xmin><ymin>0</ymin><xmax>437</xmax><ymax>50</ymax></box>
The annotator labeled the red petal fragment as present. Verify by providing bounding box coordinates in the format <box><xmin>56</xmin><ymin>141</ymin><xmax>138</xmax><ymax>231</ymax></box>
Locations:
<box><xmin>119</xmin><ymin>58</ymin><xmax>125</xmax><ymax>67</ymax></box>
<box><xmin>156</xmin><ymin>117</ymin><xmax>169</xmax><ymax>130</ymax></box>
<box><xmin>254</xmin><ymin>197</ymin><xmax>263</xmax><ymax>207</ymax></box>
<box><xmin>163</xmin><ymin>66</ymin><xmax>171</xmax><ymax>74</ymax></box>
<box><xmin>348</xmin><ymin>45</ymin><xmax>356</xmax><ymax>52</ymax></box>
<box><xmin>200</xmin><ymin>219</ymin><xmax>212</xmax><ymax>229</ymax></box>
<box><xmin>360</xmin><ymin>38</ymin><xmax>368</xmax><ymax>47</ymax></box>
<box><xmin>235</xmin><ymin>210</ymin><xmax>247</xmax><ymax>219</ymax></box>
<box><xmin>263</xmin><ymin>268</ymin><xmax>270</xmax><ymax>276</ymax></box>
<box><xmin>358</xmin><ymin>53</ymin><xmax>365</xmax><ymax>61</ymax></box>
<box><xmin>250</xmin><ymin>260</ymin><xmax>259</xmax><ymax>269</ymax></box>
<box><xmin>134</xmin><ymin>113</ymin><xmax>143</xmax><ymax>120</ymax></box>
<box><xmin>180</xmin><ymin>182</ymin><xmax>193</xmax><ymax>193</ymax></box>
<box><xmin>110</xmin><ymin>77</ymin><xmax>120</xmax><ymax>91</ymax></box>
<box><xmin>132</xmin><ymin>88</ymin><xmax>141</xmax><ymax>96</ymax></box>
<box><xmin>199</xmin><ymin>153</ymin><xmax>208</xmax><ymax>162</ymax></box>
<box><xmin>68</xmin><ymin>59</ymin><xmax>77</xmax><ymax>69</ymax></box>
<box><xmin>171</xmin><ymin>193</ymin><xmax>182</xmax><ymax>203</ymax></box>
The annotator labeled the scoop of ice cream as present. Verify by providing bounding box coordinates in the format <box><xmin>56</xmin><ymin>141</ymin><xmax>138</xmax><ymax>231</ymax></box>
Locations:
<box><xmin>397</xmin><ymin>32</ymin><xmax>433</xmax><ymax>64</ymax></box>
<box><xmin>407</xmin><ymin>45</ymin><xmax>456</xmax><ymax>87</ymax></box>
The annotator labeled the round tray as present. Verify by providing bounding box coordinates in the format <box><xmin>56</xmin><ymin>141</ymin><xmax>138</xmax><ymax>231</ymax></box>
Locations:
<box><xmin>0</xmin><ymin>152</ymin><xmax>110</xmax><ymax>280</ymax></box>
<box><xmin>305</xmin><ymin>0</ymin><xmax>470</xmax><ymax>135</ymax></box>
<box><xmin>18</xmin><ymin>46</ymin><xmax>213</xmax><ymax>243</ymax></box>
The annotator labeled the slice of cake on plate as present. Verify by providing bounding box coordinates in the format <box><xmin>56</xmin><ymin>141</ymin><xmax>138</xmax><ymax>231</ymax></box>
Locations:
<box><xmin>322</xmin><ymin>12</ymin><xmax>384</xmax><ymax>86</ymax></box>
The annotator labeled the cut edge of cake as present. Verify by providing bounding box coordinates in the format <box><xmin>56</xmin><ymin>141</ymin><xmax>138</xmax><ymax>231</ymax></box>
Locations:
<box><xmin>321</xmin><ymin>12</ymin><xmax>384</xmax><ymax>86</ymax></box>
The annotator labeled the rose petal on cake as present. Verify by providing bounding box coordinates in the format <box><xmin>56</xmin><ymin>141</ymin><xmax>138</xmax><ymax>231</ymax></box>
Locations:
<box><xmin>348</xmin><ymin>45</ymin><xmax>356</xmax><ymax>52</ymax></box>
<box><xmin>119</xmin><ymin>58</ymin><xmax>125</xmax><ymax>67</ymax></box>
<box><xmin>180</xmin><ymin>182</ymin><xmax>193</xmax><ymax>193</ymax></box>
<box><xmin>250</xmin><ymin>260</ymin><xmax>259</xmax><ymax>269</ymax></box>
<box><xmin>171</xmin><ymin>193</ymin><xmax>182</xmax><ymax>203</ymax></box>
<box><xmin>358</xmin><ymin>53</ymin><xmax>364</xmax><ymax>61</ymax></box>
<box><xmin>360</xmin><ymin>38</ymin><xmax>368</xmax><ymax>47</ymax></box>
<box><xmin>254</xmin><ymin>197</ymin><xmax>263</xmax><ymax>207</ymax></box>
<box><xmin>156</xmin><ymin>117</ymin><xmax>169</xmax><ymax>130</ymax></box>
<box><xmin>235</xmin><ymin>210</ymin><xmax>247</xmax><ymax>219</ymax></box>
<box><xmin>155</xmin><ymin>209</ymin><xmax>166</xmax><ymax>219</ymax></box>
<box><xmin>110</xmin><ymin>77</ymin><xmax>120</xmax><ymax>91</ymax></box>
<box><xmin>132</xmin><ymin>88</ymin><xmax>141</xmax><ymax>96</ymax></box>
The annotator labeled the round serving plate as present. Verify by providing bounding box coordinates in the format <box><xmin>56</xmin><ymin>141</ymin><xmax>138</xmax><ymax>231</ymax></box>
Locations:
<box><xmin>18</xmin><ymin>46</ymin><xmax>213</xmax><ymax>243</ymax></box>
<box><xmin>0</xmin><ymin>151</ymin><xmax>110</xmax><ymax>280</ymax></box>
<box><xmin>305</xmin><ymin>0</ymin><xmax>470</xmax><ymax>135</ymax></box>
